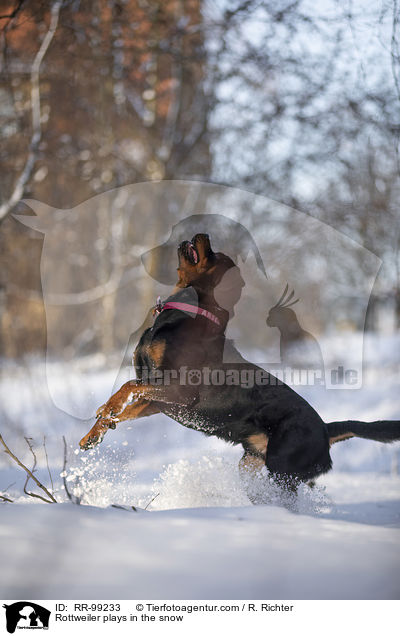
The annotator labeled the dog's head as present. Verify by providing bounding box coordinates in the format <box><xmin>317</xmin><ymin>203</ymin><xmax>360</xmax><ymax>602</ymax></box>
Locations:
<box><xmin>176</xmin><ymin>233</ymin><xmax>245</xmax><ymax>316</ymax></box>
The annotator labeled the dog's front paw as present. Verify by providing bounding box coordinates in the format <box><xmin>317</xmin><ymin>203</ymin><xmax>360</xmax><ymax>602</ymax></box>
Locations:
<box><xmin>79</xmin><ymin>418</ymin><xmax>116</xmax><ymax>451</ymax></box>
<box><xmin>96</xmin><ymin>403</ymin><xmax>107</xmax><ymax>418</ymax></box>
<box><xmin>95</xmin><ymin>396</ymin><xmax>124</xmax><ymax>420</ymax></box>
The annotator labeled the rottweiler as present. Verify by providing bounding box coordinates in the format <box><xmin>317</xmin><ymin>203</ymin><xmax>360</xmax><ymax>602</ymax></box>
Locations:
<box><xmin>79</xmin><ymin>234</ymin><xmax>400</xmax><ymax>496</ymax></box>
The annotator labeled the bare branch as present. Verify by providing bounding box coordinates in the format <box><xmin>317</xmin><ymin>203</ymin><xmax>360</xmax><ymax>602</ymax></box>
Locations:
<box><xmin>62</xmin><ymin>436</ymin><xmax>72</xmax><ymax>502</ymax></box>
<box><xmin>43</xmin><ymin>435</ymin><xmax>54</xmax><ymax>494</ymax></box>
<box><xmin>0</xmin><ymin>494</ymin><xmax>13</xmax><ymax>503</ymax></box>
<box><xmin>144</xmin><ymin>492</ymin><xmax>160</xmax><ymax>510</ymax></box>
<box><xmin>23</xmin><ymin>436</ymin><xmax>37</xmax><ymax>496</ymax></box>
<box><xmin>0</xmin><ymin>434</ymin><xmax>57</xmax><ymax>503</ymax></box>
<box><xmin>111</xmin><ymin>504</ymin><xmax>138</xmax><ymax>512</ymax></box>
<box><xmin>391</xmin><ymin>0</ymin><xmax>400</xmax><ymax>102</ymax></box>
<box><xmin>62</xmin><ymin>436</ymin><xmax>80</xmax><ymax>504</ymax></box>
<box><xmin>0</xmin><ymin>0</ymin><xmax>63</xmax><ymax>222</ymax></box>
<box><xmin>0</xmin><ymin>0</ymin><xmax>26</xmax><ymax>23</ymax></box>
<box><xmin>390</xmin><ymin>0</ymin><xmax>400</xmax><ymax>174</ymax></box>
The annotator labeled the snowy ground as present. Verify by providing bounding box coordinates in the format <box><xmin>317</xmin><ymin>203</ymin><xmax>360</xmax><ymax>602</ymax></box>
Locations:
<box><xmin>0</xmin><ymin>333</ymin><xmax>399</xmax><ymax>600</ymax></box>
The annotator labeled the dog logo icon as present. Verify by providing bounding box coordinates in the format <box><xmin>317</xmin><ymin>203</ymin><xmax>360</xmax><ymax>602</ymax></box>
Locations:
<box><xmin>3</xmin><ymin>602</ymin><xmax>50</xmax><ymax>633</ymax></box>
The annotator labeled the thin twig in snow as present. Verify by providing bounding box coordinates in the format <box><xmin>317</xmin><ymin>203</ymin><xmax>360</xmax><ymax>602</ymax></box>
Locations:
<box><xmin>62</xmin><ymin>436</ymin><xmax>80</xmax><ymax>504</ymax></box>
<box><xmin>111</xmin><ymin>504</ymin><xmax>138</xmax><ymax>512</ymax></box>
<box><xmin>0</xmin><ymin>494</ymin><xmax>13</xmax><ymax>503</ymax></box>
<box><xmin>23</xmin><ymin>436</ymin><xmax>37</xmax><ymax>496</ymax></box>
<box><xmin>43</xmin><ymin>435</ymin><xmax>54</xmax><ymax>494</ymax></box>
<box><xmin>144</xmin><ymin>492</ymin><xmax>160</xmax><ymax>510</ymax></box>
<box><xmin>0</xmin><ymin>434</ymin><xmax>57</xmax><ymax>503</ymax></box>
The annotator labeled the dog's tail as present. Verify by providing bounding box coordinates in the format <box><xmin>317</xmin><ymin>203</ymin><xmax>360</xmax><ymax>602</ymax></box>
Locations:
<box><xmin>326</xmin><ymin>420</ymin><xmax>400</xmax><ymax>445</ymax></box>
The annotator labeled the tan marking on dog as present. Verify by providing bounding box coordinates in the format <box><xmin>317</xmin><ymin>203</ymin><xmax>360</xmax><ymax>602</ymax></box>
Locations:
<box><xmin>118</xmin><ymin>398</ymin><xmax>160</xmax><ymax>421</ymax></box>
<box><xmin>148</xmin><ymin>341</ymin><xmax>166</xmax><ymax>367</ymax></box>
<box><xmin>247</xmin><ymin>433</ymin><xmax>269</xmax><ymax>457</ymax></box>
<box><xmin>329</xmin><ymin>432</ymin><xmax>354</xmax><ymax>446</ymax></box>
<box><xmin>239</xmin><ymin>452</ymin><xmax>265</xmax><ymax>477</ymax></box>
<box><xmin>104</xmin><ymin>381</ymin><xmax>136</xmax><ymax>416</ymax></box>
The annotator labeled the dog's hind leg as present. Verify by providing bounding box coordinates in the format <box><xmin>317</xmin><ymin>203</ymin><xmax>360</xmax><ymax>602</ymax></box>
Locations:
<box><xmin>239</xmin><ymin>451</ymin><xmax>266</xmax><ymax>504</ymax></box>
<box><xmin>239</xmin><ymin>451</ymin><xmax>265</xmax><ymax>478</ymax></box>
<box><xmin>239</xmin><ymin>451</ymin><xmax>299</xmax><ymax>508</ymax></box>
<box><xmin>271</xmin><ymin>473</ymin><xmax>301</xmax><ymax>512</ymax></box>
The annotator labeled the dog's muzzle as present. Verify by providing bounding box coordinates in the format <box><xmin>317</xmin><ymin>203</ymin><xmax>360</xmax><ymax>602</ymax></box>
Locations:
<box><xmin>178</xmin><ymin>240</ymin><xmax>199</xmax><ymax>265</ymax></box>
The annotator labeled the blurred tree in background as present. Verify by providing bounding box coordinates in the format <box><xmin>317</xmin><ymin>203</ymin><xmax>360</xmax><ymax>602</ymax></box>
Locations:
<box><xmin>0</xmin><ymin>0</ymin><xmax>399</xmax><ymax>358</ymax></box>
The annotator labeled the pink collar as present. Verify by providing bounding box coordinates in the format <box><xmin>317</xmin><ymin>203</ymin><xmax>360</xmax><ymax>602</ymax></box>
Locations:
<box><xmin>160</xmin><ymin>301</ymin><xmax>221</xmax><ymax>326</ymax></box>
